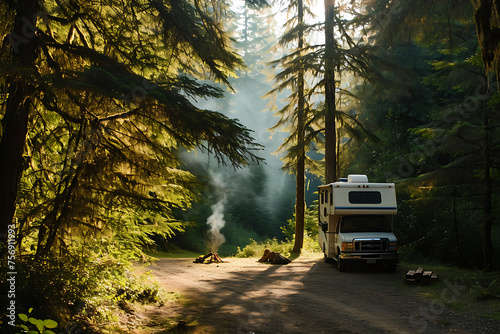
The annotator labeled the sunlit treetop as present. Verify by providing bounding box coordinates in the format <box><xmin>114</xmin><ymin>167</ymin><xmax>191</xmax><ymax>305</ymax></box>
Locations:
<box><xmin>0</xmin><ymin>0</ymin><xmax>264</xmax><ymax>257</ymax></box>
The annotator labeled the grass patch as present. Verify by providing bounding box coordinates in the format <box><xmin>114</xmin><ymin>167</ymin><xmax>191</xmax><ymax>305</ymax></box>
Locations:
<box><xmin>145</xmin><ymin>249</ymin><xmax>202</xmax><ymax>259</ymax></box>
<box><xmin>400</xmin><ymin>262</ymin><xmax>500</xmax><ymax>320</ymax></box>
<box><xmin>485</xmin><ymin>309</ymin><xmax>500</xmax><ymax>320</ymax></box>
<box><xmin>234</xmin><ymin>234</ymin><xmax>321</xmax><ymax>259</ymax></box>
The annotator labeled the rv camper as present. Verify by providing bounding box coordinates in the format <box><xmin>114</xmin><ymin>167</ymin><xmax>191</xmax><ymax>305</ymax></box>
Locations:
<box><xmin>318</xmin><ymin>174</ymin><xmax>398</xmax><ymax>271</ymax></box>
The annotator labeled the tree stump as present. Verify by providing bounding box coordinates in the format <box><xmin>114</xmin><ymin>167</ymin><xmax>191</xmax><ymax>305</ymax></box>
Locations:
<box><xmin>258</xmin><ymin>249</ymin><xmax>291</xmax><ymax>265</ymax></box>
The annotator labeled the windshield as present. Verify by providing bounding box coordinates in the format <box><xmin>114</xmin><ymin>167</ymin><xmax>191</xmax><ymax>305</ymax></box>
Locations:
<box><xmin>340</xmin><ymin>215</ymin><xmax>392</xmax><ymax>233</ymax></box>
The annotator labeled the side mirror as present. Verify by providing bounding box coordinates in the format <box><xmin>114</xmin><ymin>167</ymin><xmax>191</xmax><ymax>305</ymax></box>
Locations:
<box><xmin>321</xmin><ymin>223</ymin><xmax>328</xmax><ymax>232</ymax></box>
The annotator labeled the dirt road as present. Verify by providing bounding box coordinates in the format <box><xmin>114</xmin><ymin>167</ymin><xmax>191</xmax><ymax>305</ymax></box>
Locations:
<box><xmin>142</xmin><ymin>255</ymin><xmax>499</xmax><ymax>334</ymax></box>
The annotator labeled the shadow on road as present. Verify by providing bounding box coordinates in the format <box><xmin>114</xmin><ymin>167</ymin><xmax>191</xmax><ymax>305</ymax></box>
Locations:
<box><xmin>146</xmin><ymin>257</ymin><xmax>500</xmax><ymax>334</ymax></box>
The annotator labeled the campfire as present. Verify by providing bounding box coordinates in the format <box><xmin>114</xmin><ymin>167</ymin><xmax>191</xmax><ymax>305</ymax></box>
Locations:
<box><xmin>194</xmin><ymin>252</ymin><xmax>225</xmax><ymax>264</ymax></box>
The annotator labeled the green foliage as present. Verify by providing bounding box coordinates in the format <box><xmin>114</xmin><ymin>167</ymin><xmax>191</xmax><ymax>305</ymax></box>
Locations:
<box><xmin>235</xmin><ymin>232</ymin><xmax>321</xmax><ymax>258</ymax></box>
<box><xmin>114</xmin><ymin>270</ymin><xmax>166</xmax><ymax>306</ymax></box>
<box><xmin>0</xmin><ymin>250</ymin><xmax>168</xmax><ymax>331</ymax></box>
<box><xmin>235</xmin><ymin>205</ymin><xmax>321</xmax><ymax>258</ymax></box>
<box><xmin>266</xmin><ymin>0</ymin><xmax>323</xmax><ymax>175</ymax></box>
<box><xmin>401</xmin><ymin>261</ymin><xmax>500</xmax><ymax>319</ymax></box>
<box><xmin>341</xmin><ymin>0</ymin><xmax>500</xmax><ymax>269</ymax></box>
<box><xmin>281</xmin><ymin>204</ymin><xmax>319</xmax><ymax>240</ymax></box>
<box><xmin>235</xmin><ymin>237</ymin><xmax>292</xmax><ymax>258</ymax></box>
<box><xmin>17</xmin><ymin>308</ymin><xmax>57</xmax><ymax>334</ymax></box>
<box><xmin>2</xmin><ymin>0</ymin><xmax>265</xmax><ymax>259</ymax></box>
<box><xmin>1</xmin><ymin>1</ymin><xmax>269</xmax><ymax>330</ymax></box>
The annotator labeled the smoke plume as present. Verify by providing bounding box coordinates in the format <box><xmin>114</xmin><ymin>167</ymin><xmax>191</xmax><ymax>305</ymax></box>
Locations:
<box><xmin>207</xmin><ymin>171</ymin><xmax>227</xmax><ymax>251</ymax></box>
<box><xmin>207</xmin><ymin>197</ymin><xmax>227</xmax><ymax>251</ymax></box>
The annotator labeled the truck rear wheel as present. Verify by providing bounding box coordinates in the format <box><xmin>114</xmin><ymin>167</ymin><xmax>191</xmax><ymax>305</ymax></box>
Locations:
<box><xmin>323</xmin><ymin>243</ymin><xmax>334</xmax><ymax>263</ymax></box>
<box><xmin>337</xmin><ymin>256</ymin><xmax>346</xmax><ymax>272</ymax></box>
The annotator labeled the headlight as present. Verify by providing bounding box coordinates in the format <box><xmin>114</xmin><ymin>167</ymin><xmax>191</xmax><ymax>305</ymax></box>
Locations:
<box><xmin>389</xmin><ymin>242</ymin><xmax>398</xmax><ymax>251</ymax></box>
<box><xmin>342</xmin><ymin>242</ymin><xmax>354</xmax><ymax>252</ymax></box>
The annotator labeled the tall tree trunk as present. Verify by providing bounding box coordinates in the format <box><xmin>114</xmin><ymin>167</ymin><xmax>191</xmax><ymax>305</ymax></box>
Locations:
<box><xmin>0</xmin><ymin>0</ymin><xmax>39</xmax><ymax>246</ymax></box>
<box><xmin>482</xmin><ymin>113</ymin><xmax>493</xmax><ymax>269</ymax></box>
<box><xmin>324</xmin><ymin>0</ymin><xmax>337</xmax><ymax>183</ymax></box>
<box><xmin>292</xmin><ymin>0</ymin><xmax>306</xmax><ymax>253</ymax></box>
<box><xmin>292</xmin><ymin>143</ymin><xmax>305</xmax><ymax>253</ymax></box>
<box><xmin>468</xmin><ymin>1</ymin><xmax>496</xmax><ymax>267</ymax></box>
<box><xmin>470</xmin><ymin>0</ymin><xmax>500</xmax><ymax>85</ymax></box>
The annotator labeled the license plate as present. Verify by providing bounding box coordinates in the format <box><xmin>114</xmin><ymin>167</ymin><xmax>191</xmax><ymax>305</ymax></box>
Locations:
<box><xmin>367</xmin><ymin>259</ymin><xmax>376</xmax><ymax>264</ymax></box>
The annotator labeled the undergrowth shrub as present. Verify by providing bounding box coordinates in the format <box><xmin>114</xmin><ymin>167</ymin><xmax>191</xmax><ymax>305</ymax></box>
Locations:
<box><xmin>235</xmin><ymin>205</ymin><xmax>321</xmax><ymax>258</ymax></box>
<box><xmin>235</xmin><ymin>237</ymin><xmax>293</xmax><ymax>258</ymax></box>
<box><xmin>0</xmin><ymin>251</ymin><xmax>165</xmax><ymax>333</ymax></box>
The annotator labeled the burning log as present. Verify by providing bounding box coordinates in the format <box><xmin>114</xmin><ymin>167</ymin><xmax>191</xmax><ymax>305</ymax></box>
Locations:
<box><xmin>258</xmin><ymin>249</ymin><xmax>291</xmax><ymax>265</ymax></box>
<box><xmin>194</xmin><ymin>252</ymin><xmax>225</xmax><ymax>264</ymax></box>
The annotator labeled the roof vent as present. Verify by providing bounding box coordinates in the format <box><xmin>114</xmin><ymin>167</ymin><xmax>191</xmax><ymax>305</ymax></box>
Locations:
<box><xmin>347</xmin><ymin>174</ymin><xmax>369</xmax><ymax>183</ymax></box>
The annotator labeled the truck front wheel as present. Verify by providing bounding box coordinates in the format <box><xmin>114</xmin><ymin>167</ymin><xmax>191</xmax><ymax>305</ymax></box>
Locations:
<box><xmin>388</xmin><ymin>261</ymin><xmax>397</xmax><ymax>272</ymax></box>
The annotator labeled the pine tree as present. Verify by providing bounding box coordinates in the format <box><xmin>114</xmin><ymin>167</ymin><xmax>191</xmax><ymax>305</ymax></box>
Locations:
<box><xmin>267</xmin><ymin>0</ymin><xmax>320</xmax><ymax>252</ymax></box>
<box><xmin>0</xmin><ymin>0</ymin><xmax>263</xmax><ymax>256</ymax></box>
<box><xmin>353</xmin><ymin>0</ymin><xmax>498</xmax><ymax>269</ymax></box>
<box><xmin>324</xmin><ymin>0</ymin><xmax>337</xmax><ymax>183</ymax></box>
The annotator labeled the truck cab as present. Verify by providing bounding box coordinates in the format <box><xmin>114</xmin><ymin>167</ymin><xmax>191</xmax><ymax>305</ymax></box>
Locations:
<box><xmin>318</xmin><ymin>175</ymin><xmax>398</xmax><ymax>271</ymax></box>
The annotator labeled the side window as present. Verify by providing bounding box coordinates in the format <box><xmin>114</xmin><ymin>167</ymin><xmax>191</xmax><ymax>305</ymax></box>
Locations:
<box><xmin>348</xmin><ymin>191</ymin><xmax>382</xmax><ymax>204</ymax></box>
<box><xmin>320</xmin><ymin>190</ymin><xmax>324</xmax><ymax>204</ymax></box>
<box><xmin>325</xmin><ymin>190</ymin><xmax>329</xmax><ymax>203</ymax></box>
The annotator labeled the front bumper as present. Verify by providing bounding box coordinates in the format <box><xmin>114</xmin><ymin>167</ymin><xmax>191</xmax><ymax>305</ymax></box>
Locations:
<box><xmin>340</xmin><ymin>252</ymin><xmax>398</xmax><ymax>264</ymax></box>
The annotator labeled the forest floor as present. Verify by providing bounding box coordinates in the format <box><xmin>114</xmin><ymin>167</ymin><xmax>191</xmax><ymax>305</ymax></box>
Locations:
<box><xmin>130</xmin><ymin>254</ymin><xmax>500</xmax><ymax>334</ymax></box>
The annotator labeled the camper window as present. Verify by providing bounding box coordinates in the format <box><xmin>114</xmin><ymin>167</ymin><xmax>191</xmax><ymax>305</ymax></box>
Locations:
<box><xmin>348</xmin><ymin>191</ymin><xmax>382</xmax><ymax>204</ymax></box>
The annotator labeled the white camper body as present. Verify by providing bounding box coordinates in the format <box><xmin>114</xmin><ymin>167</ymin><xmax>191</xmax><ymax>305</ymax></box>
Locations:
<box><xmin>318</xmin><ymin>175</ymin><xmax>398</xmax><ymax>271</ymax></box>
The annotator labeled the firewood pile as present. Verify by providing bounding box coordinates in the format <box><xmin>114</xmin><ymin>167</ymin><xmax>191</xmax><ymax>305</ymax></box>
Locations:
<box><xmin>405</xmin><ymin>267</ymin><xmax>438</xmax><ymax>284</ymax></box>
<box><xmin>194</xmin><ymin>252</ymin><xmax>225</xmax><ymax>264</ymax></box>
<box><xmin>257</xmin><ymin>249</ymin><xmax>291</xmax><ymax>265</ymax></box>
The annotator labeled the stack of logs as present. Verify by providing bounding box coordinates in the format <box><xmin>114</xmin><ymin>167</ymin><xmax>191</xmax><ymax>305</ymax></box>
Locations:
<box><xmin>194</xmin><ymin>252</ymin><xmax>224</xmax><ymax>264</ymax></box>
<box><xmin>405</xmin><ymin>267</ymin><xmax>438</xmax><ymax>284</ymax></box>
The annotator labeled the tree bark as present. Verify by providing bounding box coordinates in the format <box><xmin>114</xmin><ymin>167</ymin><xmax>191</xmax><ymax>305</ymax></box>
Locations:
<box><xmin>324</xmin><ymin>0</ymin><xmax>337</xmax><ymax>183</ymax></box>
<box><xmin>0</xmin><ymin>0</ymin><xmax>39</xmax><ymax>245</ymax></box>
<box><xmin>292</xmin><ymin>0</ymin><xmax>306</xmax><ymax>254</ymax></box>
<box><xmin>470</xmin><ymin>0</ymin><xmax>500</xmax><ymax>84</ymax></box>
<box><xmin>482</xmin><ymin>113</ymin><xmax>493</xmax><ymax>270</ymax></box>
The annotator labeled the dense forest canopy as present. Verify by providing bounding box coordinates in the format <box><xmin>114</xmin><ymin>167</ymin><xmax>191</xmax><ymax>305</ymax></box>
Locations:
<box><xmin>0</xmin><ymin>0</ymin><xmax>265</xmax><ymax>258</ymax></box>
<box><xmin>1</xmin><ymin>0</ymin><xmax>500</xmax><ymax>330</ymax></box>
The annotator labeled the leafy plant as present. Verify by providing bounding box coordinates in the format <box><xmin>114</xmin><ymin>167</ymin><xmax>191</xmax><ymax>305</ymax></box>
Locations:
<box><xmin>281</xmin><ymin>205</ymin><xmax>320</xmax><ymax>241</ymax></box>
<box><xmin>17</xmin><ymin>308</ymin><xmax>57</xmax><ymax>334</ymax></box>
